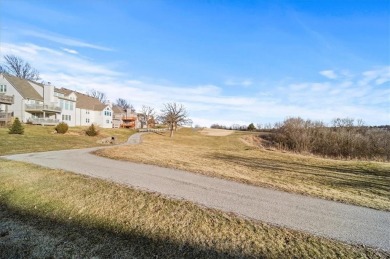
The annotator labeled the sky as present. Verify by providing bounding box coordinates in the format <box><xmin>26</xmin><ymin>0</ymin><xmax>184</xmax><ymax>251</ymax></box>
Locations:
<box><xmin>0</xmin><ymin>0</ymin><xmax>389</xmax><ymax>127</ymax></box>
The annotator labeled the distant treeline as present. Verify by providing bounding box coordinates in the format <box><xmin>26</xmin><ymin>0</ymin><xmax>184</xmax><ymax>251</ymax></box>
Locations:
<box><xmin>263</xmin><ymin>117</ymin><xmax>390</xmax><ymax>161</ymax></box>
<box><xmin>210</xmin><ymin>118</ymin><xmax>389</xmax><ymax>161</ymax></box>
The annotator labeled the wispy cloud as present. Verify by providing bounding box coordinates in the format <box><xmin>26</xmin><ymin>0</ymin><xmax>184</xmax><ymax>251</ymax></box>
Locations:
<box><xmin>225</xmin><ymin>78</ymin><xmax>253</xmax><ymax>87</ymax></box>
<box><xmin>22</xmin><ymin>30</ymin><xmax>113</xmax><ymax>51</ymax></box>
<box><xmin>359</xmin><ymin>67</ymin><xmax>390</xmax><ymax>86</ymax></box>
<box><xmin>320</xmin><ymin>70</ymin><xmax>338</xmax><ymax>79</ymax></box>
<box><xmin>62</xmin><ymin>48</ymin><xmax>78</xmax><ymax>55</ymax></box>
<box><xmin>2</xmin><ymin>41</ymin><xmax>388</xmax><ymax>126</ymax></box>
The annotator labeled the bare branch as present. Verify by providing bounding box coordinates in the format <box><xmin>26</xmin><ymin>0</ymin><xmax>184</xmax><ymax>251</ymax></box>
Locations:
<box><xmin>115</xmin><ymin>98</ymin><xmax>133</xmax><ymax>112</ymax></box>
<box><xmin>2</xmin><ymin>55</ymin><xmax>40</xmax><ymax>81</ymax></box>
<box><xmin>159</xmin><ymin>103</ymin><xmax>191</xmax><ymax>137</ymax></box>
<box><xmin>87</xmin><ymin>89</ymin><xmax>107</xmax><ymax>103</ymax></box>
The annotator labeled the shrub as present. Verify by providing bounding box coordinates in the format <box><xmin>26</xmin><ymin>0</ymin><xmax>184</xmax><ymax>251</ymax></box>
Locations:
<box><xmin>8</xmin><ymin>117</ymin><xmax>24</xmax><ymax>135</ymax></box>
<box><xmin>55</xmin><ymin>122</ymin><xmax>69</xmax><ymax>134</ymax></box>
<box><xmin>85</xmin><ymin>124</ymin><xmax>99</xmax><ymax>136</ymax></box>
<box><xmin>247</xmin><ymin>123</ymin><xmax>256</xmax><ymax>131</ymax></box>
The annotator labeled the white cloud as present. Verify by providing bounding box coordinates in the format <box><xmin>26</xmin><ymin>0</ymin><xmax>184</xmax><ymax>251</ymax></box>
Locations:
<box><xmin>22</xmin><ymin>30</ymin><xmax>113</xmax><ymax>51</ymax></box>
<box><xmin>62</xmin><ymin>48</ymin><xmax>78</xmax><ymax>55</ymax></box>
<box><xmin>359</xmin><ymin>67</ymin><xmax>390</xmax><ymax>86</ymax></box>
<box><xmin>225</xmin><ymin>78</ymin><xmax>253</xmax><ymax>87</ymax></box>
<box><xmin>319</xmin><ymin>70</ymin><xmax>338</xmax><ymax>79</ymax></box>
<box><xmin>2</xmin><ymin>41</ymin><xmax>388</xmax><ymax>127</ymax></box>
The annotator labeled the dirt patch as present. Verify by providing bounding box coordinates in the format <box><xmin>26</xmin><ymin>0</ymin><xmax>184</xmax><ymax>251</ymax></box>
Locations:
<box><xmin>200</xmin><ymin>128</ymin><xmax>234</xmax><ymax>136</ymax></box>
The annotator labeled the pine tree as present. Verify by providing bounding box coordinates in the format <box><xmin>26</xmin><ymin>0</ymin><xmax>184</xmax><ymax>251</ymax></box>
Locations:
<box><xmin>85</xmin><ymin>124</ymin><xmax>99</xmax><ymax>136</ymax></box>
<box><xmin>9</xmin><ymin>117</ymin><xmax>24</xmax><ymax>134</ymax></box>
<box><xmin>247</xmin><ymin>123</ymin><xmax>256</xmax><ymax>131</ymax></box>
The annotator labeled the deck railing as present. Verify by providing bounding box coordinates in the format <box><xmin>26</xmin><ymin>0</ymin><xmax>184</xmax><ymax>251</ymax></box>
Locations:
<box><xmin>0</xmin><ymin>112</ymin><xmax>13</xmax><ymax>122</ymax></box>
<box><xmin>0</xmin><ymin>94</ymin><xmax>14</xmax><ymax>104</ymax></box>
<box><xmin>138</xmin><ymin>128</ymin><xmax>168</xmax><ymax>133</ymax></box>
<box><xmin>25</xmin><ymin>104</ymin><xmax>62</xmax><ymax>113</ymax></box>
<box><xmin>28</xmin><ymin>118</ymin><xmax>60</xmax><ymax>126</ymax></box>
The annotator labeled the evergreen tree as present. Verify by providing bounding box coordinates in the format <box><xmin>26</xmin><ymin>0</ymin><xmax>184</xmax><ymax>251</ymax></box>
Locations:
<box><xmin>247</xmin><ymin>123</ymin><xmax>256</xmax><ymax>131</ymax></box>
<box><xmin>9</xmin><ymin>117</ymin><xmax>24</xmax><ymax>134</ymax></box>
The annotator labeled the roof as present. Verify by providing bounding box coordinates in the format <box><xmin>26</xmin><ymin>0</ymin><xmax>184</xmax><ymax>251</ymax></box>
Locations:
<box><xmin>58</xmin><ymin>87</ymin><xmax>108</xmax><ymax>111</ymax></box>
<box><xmin>2</xmin><ymin>73</ymin><xmax>43</xmax><ymax>101</ymax></box>
<box><xmin>112</xmin><ymin>105</ymin><xmax>125</xmax><ymax>114</ymax></box>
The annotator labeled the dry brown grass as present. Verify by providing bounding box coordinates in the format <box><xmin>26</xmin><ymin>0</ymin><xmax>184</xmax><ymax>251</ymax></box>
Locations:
<box><xmin>200</xmin><ymin>128</ymin><xmax>234</xmax><ymax>136</ymax></box>
<box><xmin>97</xmin><ymin>128</ymin><xmax>390</xmax><ymax>211</ymax></box>
<box><xmin>0</xmin><ymin>159</ymin><xmax>387</xmax><ymax>258</ymax></box>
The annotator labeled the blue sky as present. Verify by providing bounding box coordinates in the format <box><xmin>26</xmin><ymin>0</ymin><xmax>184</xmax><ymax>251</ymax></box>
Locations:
<box><xmin>1</xmin><ymin>0</ymin><xmax>389</xmax><ymax>126</ymax></box>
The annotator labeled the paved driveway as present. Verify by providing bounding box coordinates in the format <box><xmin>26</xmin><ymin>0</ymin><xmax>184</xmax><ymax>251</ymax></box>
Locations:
<box><xmin>3</xmin><ymin>134</ymin><xmax>390</xmax><ymax>251</ymax></box>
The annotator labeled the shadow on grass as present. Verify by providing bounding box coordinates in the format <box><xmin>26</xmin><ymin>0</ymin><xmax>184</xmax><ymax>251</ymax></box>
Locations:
<box><xmin>0</xmin><ymin>203</ymin><xmax>263</xmax><ymax>259</ymax></box>
<box><xmin>210</xmin><ymin>153</ymin><xmax>390</xmax><ymax>193</ymax></box>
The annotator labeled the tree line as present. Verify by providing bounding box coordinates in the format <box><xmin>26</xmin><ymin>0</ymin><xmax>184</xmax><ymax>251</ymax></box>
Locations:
<box><xmin>263</xmin><ymin>117</ymin><xmax>390</xmax><ymax>161</ymax></box>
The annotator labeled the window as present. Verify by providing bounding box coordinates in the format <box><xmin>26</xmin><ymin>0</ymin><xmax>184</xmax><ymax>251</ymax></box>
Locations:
<box><xmin>65</xmin><ymin>101</ymin><xmax>69</xmax><ymax>110</ymax></box>
<box><xmin>62</xmin><ymin>115</ymin><xmax>71</xmax><ymax>121</ymax></box>
<box><xmin>86</xmin><ymin>110</ymin><xmax>90</xmax><ymax>114</ymax></box>
<box><xmin>0</xmin><ymin>84</ymin><xmax>6</xmax><ymax>92</ymax></box>
<box><xmin>106</xmin><ymin>120</ymin><xmax>109</xmax><ymax>124</ymax></box>
<box><xmin>86</xmin><ymin>118</ymin><xmax>90</xmax><ymax>123</ymax></box>
<box><xmin>70</xmin><ymin>102</ymin><xmax>73</xmax><ymax>110</ymax></box>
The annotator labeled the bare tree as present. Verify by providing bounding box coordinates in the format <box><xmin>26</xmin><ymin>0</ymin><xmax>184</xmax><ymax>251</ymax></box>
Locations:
<box><xmin>87</xmin><ymin>89</ymin><xmax>107</xmax><ymax>103</ymax></box>
<box><xmin>159</xmin><ymin>103</ymin><xmax>192</xmax><ymax>137</ymax></box>
<box><xmin>116</xmin><ymin>98</ymin><xmax>133</xmax><ymax>112</ymax></box>
<box><xmin>141</xmin><ymin>105</ymin><xmax>155</xmax><ymax>129</ymax></box>
<box><xmin>2</xmin><ymin>55</ymin><xmax>40</xmax><ymax>81</ymax></box>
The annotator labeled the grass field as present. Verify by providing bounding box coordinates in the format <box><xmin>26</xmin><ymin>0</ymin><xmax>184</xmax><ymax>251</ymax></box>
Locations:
<box><xmin>0</xmin><ymin>159</ymin><xmax>387</xmax><ymax>258</ymax></box>
<box><xmin>0</xmin><ymin>124</ymin><xmax>135</xmax><ymax>155</ymax></box>
<box><xmin>96</xmin><ymin>128</ymin><xmax>390</xmax><ymax>211</ymax></box>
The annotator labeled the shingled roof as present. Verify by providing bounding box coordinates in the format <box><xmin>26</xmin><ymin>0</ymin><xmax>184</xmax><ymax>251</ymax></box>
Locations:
<box><xmin>57</xmin><ymin>88</ymin><xmax>108</xmax><ymax>111</ymax></box>
<box><xmin>3</xmin><ymin>73</ymin><xmax>43</xmax><ymax>101</ymax></box>
<box><xmin>112</xmin><ymin>105</ymin><xmax>125</xmax><ymax>114</ymax></box>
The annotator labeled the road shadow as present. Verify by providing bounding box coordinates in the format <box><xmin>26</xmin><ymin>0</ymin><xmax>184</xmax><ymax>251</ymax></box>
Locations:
<box><xmin>0</xmin><ymin>202</ymin><xmax>264</xmax><ymax>259</ymax></box>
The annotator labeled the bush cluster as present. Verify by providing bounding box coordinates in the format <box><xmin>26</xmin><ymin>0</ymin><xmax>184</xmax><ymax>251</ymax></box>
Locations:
<box><xmin>55</xmin><ymin>122</ymin><xmax>69</xmax><ymax>134</ymax></box>
<box><xmin>265</xmin><ymin>117</ymin><xmax>390</xmax><ymax>161</ymax></box>
<box><xmin>8</xmin><ymin>117</ymin><xmax>24</xmax><ymax>135</ymax></box>
<box><xmin>85</xmin><ymin>124</ymin><xmax>99</xmax><ymax>136</ymax></box>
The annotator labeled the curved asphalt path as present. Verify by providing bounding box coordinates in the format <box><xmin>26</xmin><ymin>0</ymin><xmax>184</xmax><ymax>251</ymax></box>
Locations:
<box><xmin>3</xmin><ymin>133</ymin><xmax>390</xmax><ymax>251</ymax></box>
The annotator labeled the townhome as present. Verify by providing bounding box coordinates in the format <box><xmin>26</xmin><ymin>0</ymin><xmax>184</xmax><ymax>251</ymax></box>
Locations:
<box><xmin>0</xmin><ymin>81</ymin><xmax>14</xmax><ymax>126</ymax></box>
<box><xmin>0</xmin><ymin>73</ymin><xmax>62</xmax><ymax>125</ymax></box>
<box><xmin>52</xmin><ymin>88</ymin><xmax>113</xmax><ymax>128</ymax></box>
<box><xmin>112</xmin><ymin>105</ymin><xmax>140</xmax><ymax>129</ymax></box>
<box><xmin>0</xmin><ymin>73</ymin><xmax>113</xmax><ymax>128</ymax></box>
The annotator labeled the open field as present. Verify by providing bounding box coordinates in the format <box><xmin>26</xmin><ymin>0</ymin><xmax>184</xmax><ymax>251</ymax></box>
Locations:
<box><xmin>200</xmin><ymin>128</ymin><xmax>234</xmax><ymax>136</ymax></box>
<box><xmin>0</xmin><ymin>124</ymin><xmax>135</xmax><ymax>155</ymax></box>
<box><xmin>0</xmin><ymin>159</ymin><xmax>387</xmax><ymax>258</ymax></box>
<box><xmin>97</xmin><ymin>128</ymin><xmax>390</xmax><ymax>211</ymax></box>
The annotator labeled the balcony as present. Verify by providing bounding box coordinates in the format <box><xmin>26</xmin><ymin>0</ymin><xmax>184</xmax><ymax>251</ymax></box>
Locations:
<box><xmin>0</xmin><ymin>94</ymin><xmax>14</xmax><ymax>105</ymax></box>
<box><xmin>28</xmin><ymin>118</ymin><xmax>60</xmax><ymax>126</ymax></box>
<box><xmin>0</xmin><ymin>112</ymin><xmax>13</xmax><ymax>125</ymax></box>
<box><xmin>25</xmin><ymin>104</ymin><xmax>62</xmax><ymax>113</ymax></box>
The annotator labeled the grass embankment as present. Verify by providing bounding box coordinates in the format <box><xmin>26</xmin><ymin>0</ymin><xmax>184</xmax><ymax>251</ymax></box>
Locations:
<box><xmin>0</xmin><ymin>124</ymin><xmax>135</xmax><ymax>155</ymax></box>
<box><xmin>0</xmin><ymin>160</ymin><xmax>387</xmax><ymax>258</ymax></box>
<box><xmin>97</xmin><ymin>128</ymin><xmax>390</xmax><ymax>211</ymax></box>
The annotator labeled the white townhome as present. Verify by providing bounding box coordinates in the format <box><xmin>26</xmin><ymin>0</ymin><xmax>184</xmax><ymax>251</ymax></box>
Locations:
<box><xmin>57</xmin><ymin>88</ymin><xmax>113</xmax><ymax>128</ymax></box>
<box><xmin>0</xmin><ymin>73</ymin><xmax>113</xmax><ymax>128</ymax></box>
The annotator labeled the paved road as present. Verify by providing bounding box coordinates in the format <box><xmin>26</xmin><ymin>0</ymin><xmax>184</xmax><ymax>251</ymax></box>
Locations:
<box><xmin>3</xmin><ymin>134</ymin><xmax>390</xmax><ymax>251</ymax></box>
